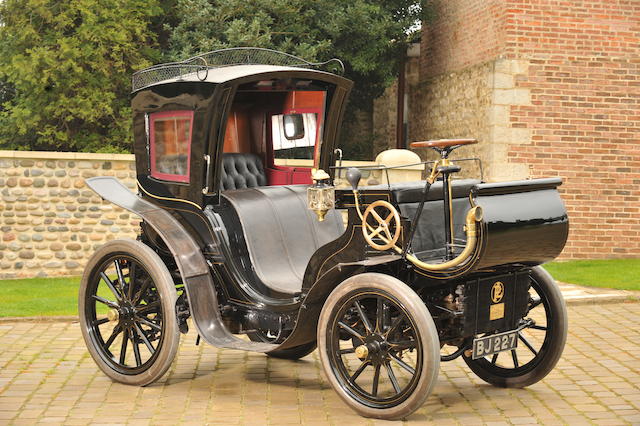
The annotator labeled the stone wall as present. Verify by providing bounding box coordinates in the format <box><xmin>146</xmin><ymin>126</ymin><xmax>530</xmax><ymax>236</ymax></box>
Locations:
<box><xmin>373</xmin><ymin>57</ymin><xmax>520</xmax><ymax>181</ymax></box>
<box><xmin>408</xmin><ymin>61</ymin><xmax>494</xmax><ymax>180</ymax></box>
<box><xmin>372</xmin><ymin>52</ymin><xmax>420</xmax><ymax>155</ymax></box>
<box><xmin>0</xmin><ymin>151</ymin><xmax>139</xmax><ymax>279</ymax></box>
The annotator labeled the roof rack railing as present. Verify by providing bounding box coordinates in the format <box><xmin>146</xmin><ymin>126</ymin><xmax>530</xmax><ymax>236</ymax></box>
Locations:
<box><xmin>131</xmin><ymin>47</ymin><xmax>345</xmax><ymax>92</ymax></box>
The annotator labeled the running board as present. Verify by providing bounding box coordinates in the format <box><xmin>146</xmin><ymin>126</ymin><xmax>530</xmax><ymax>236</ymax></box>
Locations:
<box><xmin>85</xmin><ymin>177</ymin><xmax>278</xmax><ymax>353</ymax></box>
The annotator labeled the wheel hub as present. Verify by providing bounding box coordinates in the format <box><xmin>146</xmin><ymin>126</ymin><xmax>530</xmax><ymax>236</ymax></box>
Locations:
<box><xmin>355</xmin><ymin>345</ymin><xmax>368</xmax><ymax>360</ymax></box>
<box><xmin>117</xmin><ymin>303</ymin><xmax>137</xmax><ymax>327</ymax></box>
<box><xmin>355</xmin><ymin>333</ymin><xmax>390</xmax><ymax>365</ymax></box>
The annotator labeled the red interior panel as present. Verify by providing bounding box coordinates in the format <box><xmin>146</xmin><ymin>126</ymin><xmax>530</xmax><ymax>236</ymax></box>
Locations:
<box><xmin>266</xmin><ymin>166</ymin><xmax>312</xmax><ymax>185</ymax></box>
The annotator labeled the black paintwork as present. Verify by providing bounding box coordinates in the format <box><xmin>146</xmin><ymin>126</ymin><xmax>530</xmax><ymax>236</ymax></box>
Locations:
<box><xmin>86</xmin><ymin>62</ymin><xmax>570</xmax><ymax>353</ymax></box>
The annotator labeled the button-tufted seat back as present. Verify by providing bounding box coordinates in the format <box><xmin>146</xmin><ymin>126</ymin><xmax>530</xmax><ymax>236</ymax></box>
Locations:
<box><xmin>220</xmin><ymin>153</ymin><xmax>267</xmax><ymax>191</ymax></box>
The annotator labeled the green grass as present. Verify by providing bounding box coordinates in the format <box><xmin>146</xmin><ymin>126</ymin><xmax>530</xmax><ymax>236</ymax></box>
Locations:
<box><xmin>0</xmin><ymin>259</ymin><xmax>637</xmax><ymax>317</ymax></box>
<box><xmin>543</xmin><ymin>259</ymin><xmax>640</xmax><ymax>291</ymax></box>
<box><xmin>0</xmin><ymin>275</ymin><xmax>112</xmax><ymax>317</ymax></box>
<box><xmin>0</xmin><ymin>276</ymin><xmax>82</xmax><ymax>317</ymax></box>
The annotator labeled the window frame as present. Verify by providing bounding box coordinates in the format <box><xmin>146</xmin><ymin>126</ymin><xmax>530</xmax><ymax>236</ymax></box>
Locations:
<box><xmin>149</xmin><ymin>110</ymin><xmax>194</xmax><ymax>183</ymax></box>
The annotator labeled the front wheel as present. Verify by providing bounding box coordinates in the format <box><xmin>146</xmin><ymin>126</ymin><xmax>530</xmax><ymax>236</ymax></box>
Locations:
<box><xmin>317</xmin><ymin>273</ymin><xmax>440</xmax><ymax>420</ymax></box>
<box><xmin>79</xmin><ymin>239</ymin><xmax>180</xmax><ymax>386</ymax></box>
<box><xmin>463</xmin><ymin>266</ymin><xmax>568</xmax><ymax>387</ymax></box>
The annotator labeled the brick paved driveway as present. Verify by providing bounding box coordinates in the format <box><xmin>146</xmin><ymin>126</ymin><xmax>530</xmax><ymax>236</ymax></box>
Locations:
<box><xmin>0</xmin><ymin>302</ymin><xmax>639</xmax><ymax>425</ymax></box>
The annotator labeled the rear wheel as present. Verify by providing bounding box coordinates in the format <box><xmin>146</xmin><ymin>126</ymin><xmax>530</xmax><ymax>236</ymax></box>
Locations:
<box><xmin>318</xmin><ymin>273</ymin><xmax>439</xmax><ymax>420</ymax></box>
<box><xmin>79</xmin><ymin>239</ymin><xmax>180</xmax><ymax>386</ymax></box>
<box><xmin>463</xmin><ymin>266</ymin><xmax>567</xmax><ymax>387</ymax></box>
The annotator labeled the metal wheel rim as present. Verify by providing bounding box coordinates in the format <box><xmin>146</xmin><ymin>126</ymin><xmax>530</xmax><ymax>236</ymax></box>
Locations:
<box><xmin>83</xmin><ymin>253</ymin><xmax>166</xmax><ymax>375</ymax></box>
<box><xmin>327</xmin><ymin>289</ymin><xmax>423</xmax><ymax>409</ymax></box>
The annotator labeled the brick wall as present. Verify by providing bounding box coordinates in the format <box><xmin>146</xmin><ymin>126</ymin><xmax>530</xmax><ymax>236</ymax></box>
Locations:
<box><xmin>0</xmin><ymin>151</ymin><xmax>139</xmax><ymax>279</ymax></box>
<box><xmin>401</xmin><ymin>0</ymin><xmax>640</xmax><ymax>259</ymax></box>
<box><xmin>503</xmin><ymin>1</ymin><xmax>640</xmax><ymax>258</ymax></box>
<box><xmin>509</xmin><ymin>55</ymin><xmax>639</xmax><ymax>258</ymax></box>
<box><xmin>421</xmin><ymin>0</ymin><xmax>507</xmax><ymax>78</ymax></box>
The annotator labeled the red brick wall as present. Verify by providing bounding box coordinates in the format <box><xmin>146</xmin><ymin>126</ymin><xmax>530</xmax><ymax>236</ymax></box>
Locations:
<box><xmin>421</xmin><ymin>0</ymin><xmax>507</xmax><ymax>78</ymax></box>
<box><xmin>503</xmin><ymin>0</ymin><xmax>639</xmax><ymax>58</ymax></box>
<box><xmin>505</xmin><ymin>1</ymin><xmax>640</xmax><ymax>258</ymax></box>
<box><xmin>419</xmin><ymin>0</ymin><xmax>640</xmax><ymax>259</ymax></box>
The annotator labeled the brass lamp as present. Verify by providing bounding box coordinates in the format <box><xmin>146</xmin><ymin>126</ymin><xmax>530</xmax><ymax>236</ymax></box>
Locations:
<box><xmin>307</xmin><ymin>168</ymin><xmax>335</xmax><ymax>221</ymax></box>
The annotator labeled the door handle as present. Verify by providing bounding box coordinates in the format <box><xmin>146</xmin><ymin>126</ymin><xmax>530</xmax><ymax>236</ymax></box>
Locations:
<box><xmin>202</xmin><ymin>154</ymin><xmax>211</xmax><ymax>194</ymax></box>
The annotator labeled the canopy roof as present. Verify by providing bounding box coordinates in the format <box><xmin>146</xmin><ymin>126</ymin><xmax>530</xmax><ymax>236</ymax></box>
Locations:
<box><xmin>132</xmin><ymin>47</ymin><xmax>345</xmax><ymax>93</ymax></box>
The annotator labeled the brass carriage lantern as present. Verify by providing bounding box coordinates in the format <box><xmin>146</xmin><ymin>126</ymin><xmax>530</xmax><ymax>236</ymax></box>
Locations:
<box><xmin>308</xmin><ymin>168</ymin><xmax>335</xmax><ymax>222</ymax></box>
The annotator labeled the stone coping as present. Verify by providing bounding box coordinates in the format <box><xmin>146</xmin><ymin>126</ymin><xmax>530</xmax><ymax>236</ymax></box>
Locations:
<box><xmin>0</xmin><ymin>150</ymin><xmax>134</xmax><ymax>161</ymax></box>
<box><xmin>0</xmin><ymin>316</ymin><xmax>78</xmax><ymax>323</ymax></box>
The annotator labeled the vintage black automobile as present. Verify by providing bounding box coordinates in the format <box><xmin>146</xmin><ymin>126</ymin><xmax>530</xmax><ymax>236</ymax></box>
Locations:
<box><xmin>79</xmin><ymin>48</ymin><xmax>569</xmax><ymax>420</ymax></box>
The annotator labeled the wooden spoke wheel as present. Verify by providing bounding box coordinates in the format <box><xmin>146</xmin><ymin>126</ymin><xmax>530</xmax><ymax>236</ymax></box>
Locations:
<box><xmin>362</xmin><ymin>200</ymin><xmax>401</xmax><ymax>251</ymax></box>
<box><xmin>79</xmin><ymin>239</ymin><xmax>180</xmax><ymax>386</ymax></box>
<box><xmin>463</xmin><ymin>266</ymin><xmax>568</xmax><ymax>387</ymax></box>
<box><xmin>318</xmin><ymin>273</ymin><xmax>439</xmax><ymax>420</ymax></box>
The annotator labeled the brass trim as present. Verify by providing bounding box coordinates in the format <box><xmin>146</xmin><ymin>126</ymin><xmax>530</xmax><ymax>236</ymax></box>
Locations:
<box><xmin>362</xmin><ymin>206</ymin><xmax>483</xmax><ymax>272</ymax></box>
<box><xmin>361</xmin><ymin>200</ymin><xmax>402</xmax><ymax>251</ymax></box>
<box><xmin>490</xmin><ymin>303</ymin><xmax>505</xmax><ymax>321</ymax></box>
<box><xmin>426</xmin><ymin>160</ymin><xmax>441</xmax><ymax>184</ymax></box>
<box><xmin>413</xmin><ymin>221</ymin><xmax>484</xmax><ymax>280</ymax></box>
<box><xmin>405</xmin><ymin>206</ymin><xmax>483</xmax><ymax>271</ymax></box>
<box><xmin>447</xmin><ymin>176</ymin><xmax>455</xmax><ymax>246</ymax></box>
<box><xmin>491</xmin><ymin>281</ymin><xmax>505</xmax><ymax>303</ymax></box>
<box><xmin>355</xmin><ymin>345</ymin><xmax>369</xmax><ymax>360</ymax></box>
<box><xmin>107</xmin><ymin>309</ymin><xmax>119</xmax><ymax>323</ymax></box>
<box><xmin>137</xmin><ymin>180</ymin><xmax>203</xmax><ymax>210</ymax></box>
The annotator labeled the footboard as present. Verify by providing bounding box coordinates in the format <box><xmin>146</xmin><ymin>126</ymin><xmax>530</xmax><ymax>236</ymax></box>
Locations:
<box><xmin>472</xmin><ymin>178</ymin><xmax>569</xmax><ymax>269</ymax></box>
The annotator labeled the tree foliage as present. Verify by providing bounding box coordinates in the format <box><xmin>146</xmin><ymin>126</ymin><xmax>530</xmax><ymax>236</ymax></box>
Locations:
<box><xmin>0</xmin><ymin>0</ymin><xmax>161</xmax><ymax>152</ymax></box>
<box><xmin>0</xmin><ymin>0</ymin><xmax>422</xmax><ymax>153</ymax></box>
<box><xmin>166</xmin><ymin>0</ymin><xmax>421</xmax><ymax>107</ymax></box>
<box><xmin>165</xmin><ymin>0</ymin><xmax>422</xmax><ymax>159</ymax></box>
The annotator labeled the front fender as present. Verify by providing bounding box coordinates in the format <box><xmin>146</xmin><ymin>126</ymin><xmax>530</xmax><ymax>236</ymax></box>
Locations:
<box><xmin>85</xmin><ymin>176</ymin><xmax>278</xmax><ymax>353</ymax></box>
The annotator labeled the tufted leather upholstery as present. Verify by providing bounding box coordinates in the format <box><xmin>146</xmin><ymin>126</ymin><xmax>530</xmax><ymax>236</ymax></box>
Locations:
<box><xmin>220</xmin><ymin>153</ymin><xmax>267</xmax><ymax>190</ymax></box>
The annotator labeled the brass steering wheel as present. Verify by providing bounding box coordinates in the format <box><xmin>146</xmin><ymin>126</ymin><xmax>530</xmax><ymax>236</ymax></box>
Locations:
<box><xmin>362</xmin><ymin>200</ymin><xmax>402</xmax><ymax>251</ymax></box>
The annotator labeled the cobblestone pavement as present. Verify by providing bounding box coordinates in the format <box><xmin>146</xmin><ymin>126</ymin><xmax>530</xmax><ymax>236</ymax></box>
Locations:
<box><xmin>0</xmin><ymin>302</ymin><xmax>638</xmax><ymax>425</ymax></box>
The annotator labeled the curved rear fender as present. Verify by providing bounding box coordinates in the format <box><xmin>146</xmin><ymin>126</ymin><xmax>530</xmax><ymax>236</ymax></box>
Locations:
<box><xmin>85</xmin><ymin>177</ymin><xmax>208</xmax><ymax>278</ymax></box>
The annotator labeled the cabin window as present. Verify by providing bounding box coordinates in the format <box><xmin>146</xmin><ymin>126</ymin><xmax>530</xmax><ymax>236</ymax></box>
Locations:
<box><xmin>149</xmin><ymin>110</ymin><xmax>193</xmax><ymax>183</ymax></box>
<box><xmin>271</xmin><ymin>112</ymin><xmax>318</xmax><ymax>160</ymax></box>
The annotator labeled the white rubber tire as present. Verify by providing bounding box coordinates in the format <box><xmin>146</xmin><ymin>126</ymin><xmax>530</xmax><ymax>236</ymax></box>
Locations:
<box><xmin>79</xmin><ymin>239</ymin><xmax>180</xmax><ymax>386</ymax></box>
<box><xmin>317</xmin><ymin>273</ymin><xmax>440</xmax><ymax>420</ymax></box>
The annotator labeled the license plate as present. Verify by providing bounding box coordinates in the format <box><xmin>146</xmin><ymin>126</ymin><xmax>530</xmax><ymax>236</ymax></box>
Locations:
<box><xmin>472</xmin><ymin>329</ymin><xmax>518</xmax><ymax>360</ymax></box>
